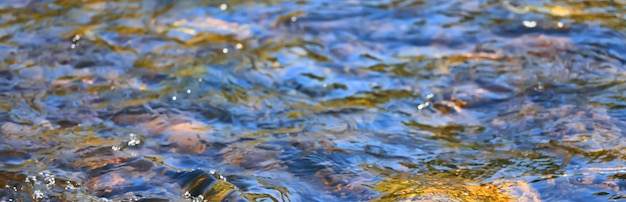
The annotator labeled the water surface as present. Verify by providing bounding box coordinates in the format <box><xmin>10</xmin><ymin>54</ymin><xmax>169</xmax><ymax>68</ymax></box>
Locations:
<box><xmin>1</xmin><ymin>0</ymin><xmax>626</xmax><ymax>201</ymax></box>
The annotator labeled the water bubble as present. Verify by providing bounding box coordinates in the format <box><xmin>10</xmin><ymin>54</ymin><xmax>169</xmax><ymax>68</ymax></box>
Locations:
<box><xmin>127</xmin><ymin>133</ymin><xmax>141</xmax><ymax>146</ymax></box>
<box><xmin>222</xmin><ymin>48</ymin><xmax>229</xmax><ymax>53</ymax></box>
<box><xmin>70</xmin><ymin>34</ymin><xmax>80</xmax><ymax>49</ymax></box>
<box><xmin>220</xmin><ymin>175</ymin><xmax>227</xmax><ymax>182</ymax></box>
<box><xmin>219</xmin><ymin>4</ymin><xmax>227</xmax><ymax>11</ymax></box>
<box><xmin>26</xmin><ymin>176</ymin><xmax>37</xmax><ymax>183</ymax></box>
<box><xmin>291</xmin><ymin>16</ymin><xmax>297</xmax><ymax>22</ymax></box>
<box><xmin>65</xmin><ymin>183</ymin><xmax>73</xmax><ymax>190</ymax></box>
<box><xmin>523</xmin><ymin>20</ymin><xmax>536</xmax><ymax>28</ymax></box>
<box><xmin>185</xmin><ymin>191</ymin><xmax>205</xmax><ymax>201</ymax></box>
<box><xmin>33</xmin><ymin>190</ymin><xmax>44</xmax><ymax>199</ymax></box>
<box><xmin>186</xmin><ymin>89</ymin><xmax>191</xmax><ymax>94</ymax></box>
<box><xmin>426</xmin><ymin>93</ymin><xmax>434</xmax><ymax>100</ymax></box>
<box><xmin>172</xmin><ymin>96</ymin><xmax>177</xmax><ymax>101</ymax></box>
<box><xmin>235</xmin><ymin>43</ymin><xmax>243</xmax><ymax>49</ymax></box>
<box><xmin>535</xmin><ymin>82</ymin><xmax>544</xmax><ymax>90</ymax></box>
<box><xmin>557</xmin><ymin>22</ymin><xmax>564</xmax><ymax>28</ymax></box>
<box><xmin>39</xmin><ymin>172</ymin><xmax>55</xmax><ymax>186</ymax></box>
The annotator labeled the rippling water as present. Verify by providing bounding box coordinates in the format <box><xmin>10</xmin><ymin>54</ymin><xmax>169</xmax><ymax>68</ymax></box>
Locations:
<box><xmin>1</xmin><ymin>0</ymin><xmax>625</xmax><ymax>201</ymax></box>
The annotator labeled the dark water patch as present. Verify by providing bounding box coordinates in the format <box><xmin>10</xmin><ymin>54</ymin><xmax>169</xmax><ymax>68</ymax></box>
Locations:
<box><xmin>0</xmin><ymin>150</ymin><xmax>31</xmax><ymax>165</ymax></box>
<box><xmin>173</xmin><ymin>169</ymin><xmax>239</xmax><ymax>200</ymax></box>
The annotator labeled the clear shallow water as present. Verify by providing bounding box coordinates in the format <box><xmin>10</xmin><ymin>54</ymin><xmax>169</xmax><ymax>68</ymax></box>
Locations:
<box><xmin>0</xmin><ymin>0</ymin><xmax>625</xmax><ymax>201</ymax></box>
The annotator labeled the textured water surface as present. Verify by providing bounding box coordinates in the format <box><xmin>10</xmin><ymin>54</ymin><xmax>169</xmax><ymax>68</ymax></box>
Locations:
<box><xmin>1</xmin><ymin>0</ymin><xmax>626</xmax><ymax>201</ymax></box>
